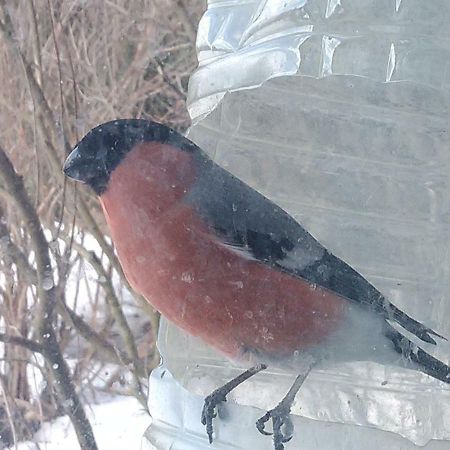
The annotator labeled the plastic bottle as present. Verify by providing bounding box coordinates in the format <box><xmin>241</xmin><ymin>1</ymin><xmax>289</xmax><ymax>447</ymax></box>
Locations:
<box><xmin>144</xmin><ymin>1</ymin><xmax>450</xmax><ymax>448</ymax></box>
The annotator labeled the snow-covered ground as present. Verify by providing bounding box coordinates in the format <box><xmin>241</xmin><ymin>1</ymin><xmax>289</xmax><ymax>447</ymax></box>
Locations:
<box><xmin>12</xmin><ymin>395</ymin><xmax>153</xmax><ymax>450</ymax></box>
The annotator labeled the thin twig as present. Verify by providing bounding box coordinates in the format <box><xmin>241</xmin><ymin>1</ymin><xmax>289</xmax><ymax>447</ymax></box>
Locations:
<box><xmin>0</xmin><ymin>377</ymin><xmax>18</xmax><ymax>450</ymax></box>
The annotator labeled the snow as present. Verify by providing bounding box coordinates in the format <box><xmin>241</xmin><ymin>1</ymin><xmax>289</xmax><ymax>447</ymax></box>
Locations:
<box><xmin>12</xmin><ymin>395</ymin><xmax>154</xmax><ymax>450</ymax></box>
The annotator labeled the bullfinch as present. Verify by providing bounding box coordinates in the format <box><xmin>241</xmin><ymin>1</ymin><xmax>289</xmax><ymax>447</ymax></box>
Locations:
<box><xmin>63</xmin><ymin>119</ymin><xmax>450</xmax><ymax>450</ymax></box>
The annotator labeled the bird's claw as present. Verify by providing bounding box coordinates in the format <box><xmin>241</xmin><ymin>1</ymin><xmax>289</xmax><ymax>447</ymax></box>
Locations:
<box><xmin>256</xmin><ymin>411</ymin><xmax>273</xmax><ymax>435</ymax></box>
<box><xmin>201</xmin><ymin>390</ymin><xmax>227</xmax><ymax>443</ymax></box>
<box><xmin>256</xmin><ymin>403</ymin><xmax>294</xmax><ymax>449</ymax></box>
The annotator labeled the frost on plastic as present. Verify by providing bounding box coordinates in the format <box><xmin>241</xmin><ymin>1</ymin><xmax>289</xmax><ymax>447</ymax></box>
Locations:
<box><xmin>147</xmin><ymin>1</ymin><xmax>450</xmax><ymax>449</ymax></box>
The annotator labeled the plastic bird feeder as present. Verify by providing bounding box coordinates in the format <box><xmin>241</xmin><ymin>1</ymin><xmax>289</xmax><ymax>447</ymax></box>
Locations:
<box><xmin>143</xmin><ymin>1</ymin><xmax>450</xmax><ymax>449</ymax></box>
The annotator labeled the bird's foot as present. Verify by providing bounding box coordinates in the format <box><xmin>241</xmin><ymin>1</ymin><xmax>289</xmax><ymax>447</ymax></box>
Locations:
<box><xmin>256</xmin><ymin>367</ymin><xmax>312</xmax><ymax>449</ymax></box>
<box><xmin>256</xmin><ymin>401</ymin><xmax>294</xmax><ymax>450</ymax></box>
<box><xmin>200</xmin><ymin>364</ymin><xmax>268</xmax><ymax>443</ymax></box>
<box><xmin>201</xmin><ymin>388</ymin><xmax>228</xmax><ymax>444</ymax></box>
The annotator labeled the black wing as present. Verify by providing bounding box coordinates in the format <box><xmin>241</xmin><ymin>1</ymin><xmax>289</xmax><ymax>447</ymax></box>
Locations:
<box><xmin>186</xmin><ymin>154</ymin><xmax>444</xmax><ymax>346</ymax></box>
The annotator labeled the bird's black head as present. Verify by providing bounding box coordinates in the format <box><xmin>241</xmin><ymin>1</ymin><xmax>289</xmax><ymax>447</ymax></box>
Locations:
<box><xmin>63</xmin><ymin>119</ymin><xmax>197</xmax><ymax>195</ymax></box>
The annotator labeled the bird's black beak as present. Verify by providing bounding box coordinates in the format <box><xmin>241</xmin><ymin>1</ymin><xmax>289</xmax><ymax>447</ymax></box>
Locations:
<box><xmin>63</xmin><ymin>146</ymin><xmax>98</xmax><ymax>184</ymax></box>
<box><xmin>64</xmin><ymin>146</ymin><xmax>87</xmax><ymax>181</ymax></box>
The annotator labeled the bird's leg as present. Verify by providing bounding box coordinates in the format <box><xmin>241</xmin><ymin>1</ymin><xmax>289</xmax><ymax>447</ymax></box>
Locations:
<box><xmin>201</xmin><ymin>363</ymin><xmax>268</xmax><ymax>443</ymax></box>
<box><xmin>256</xmin><ymin>365</ymin><xmax>312</xmax><ymax>450</ymax></box>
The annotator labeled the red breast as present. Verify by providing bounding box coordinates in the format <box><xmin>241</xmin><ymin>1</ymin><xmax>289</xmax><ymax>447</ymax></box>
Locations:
<box><xmin>100</xmin><ymin>142</ymin><xmax>347</xmax><ymax>360</ymax></box>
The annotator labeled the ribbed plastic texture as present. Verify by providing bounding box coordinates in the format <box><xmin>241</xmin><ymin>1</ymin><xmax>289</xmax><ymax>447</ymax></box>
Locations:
<box><xmin>145</xmin><ymin>1</ymin><xmax>450</xmax><ymax>448</ymax></box>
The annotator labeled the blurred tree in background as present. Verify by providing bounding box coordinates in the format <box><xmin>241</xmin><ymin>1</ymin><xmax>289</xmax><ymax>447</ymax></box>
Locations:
<box><xmin>0</xmin><ymin>1</ymin><xmax>205</xmax><ymax>448</ymax></box>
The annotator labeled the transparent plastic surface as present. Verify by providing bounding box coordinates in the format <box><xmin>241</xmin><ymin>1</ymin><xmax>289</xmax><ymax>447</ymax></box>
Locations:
<box><xmin>146</xmin><ymin>1</ymin><xmax>450</xmax><ymax>448</ymax></box>
<box><xmin>145</xmin><ymin>364</ymin><xmax>450</xmax><ymax>449</ymax></box>
<box><xmin>189</xmin><ymin>0</ymin><xmax>450</xmax><ymax>121</ymax></box>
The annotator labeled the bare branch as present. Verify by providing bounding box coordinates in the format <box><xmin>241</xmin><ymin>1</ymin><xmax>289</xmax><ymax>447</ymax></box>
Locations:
<box><xmin>0</xmin><ymin>333</ymin><xmax>43</xmax><ymax>354</ymax></box>
<box><xmin>70</xmin><ymin>241</ymin><xmax>148</xmax><ymax>408</ymax></box>
<box><xmin>61</xmin><ymin>302</ymin><xmax>135</xmax><ymax>368</ymax></box>
<box><xmin>0</xmin><ymin>144</ymin><xmax>98</xmax><ymax>450</ymax></box>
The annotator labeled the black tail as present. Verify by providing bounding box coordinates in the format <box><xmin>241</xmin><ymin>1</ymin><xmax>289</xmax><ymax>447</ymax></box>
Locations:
<box><xmin>385</xmin><ymin>324</ymin><xmax>450</xmax><ymax>384</ymax></box>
